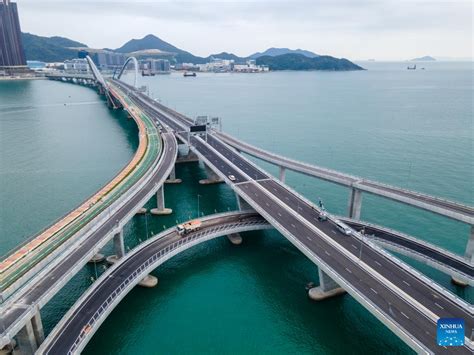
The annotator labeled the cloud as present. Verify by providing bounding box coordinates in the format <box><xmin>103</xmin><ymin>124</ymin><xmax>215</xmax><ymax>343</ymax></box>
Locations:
<box><xmin>17</xmin><ymin>0</ymin><xmax>473</xmax><ymax>60</ymax></box>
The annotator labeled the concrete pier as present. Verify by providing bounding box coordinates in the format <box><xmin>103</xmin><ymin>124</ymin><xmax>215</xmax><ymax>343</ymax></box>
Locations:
<box><xmin>279</xmin><ymin>166</ymin><xmax>286</xmax><ymax>183</ymax></box>
<box><xmin>227</xmin><ymin>233</ymin><xmax>242</xmax><ymax>245</ymax></box>
<box><xmin>176</xmin><ymin>149</ymin><xmax>199</xmax><ymax>164</ymax></box>
<box><xmin>150</xmin><ymin>185</ymin><xmax>172</xmax><ymax>215</ymax></box>
<box><xmin>199</xmin><ymin>164</ymin><xmax>223</xmax><ymax>185</ymax></box>
<box><xmin>347</xmin><ymin>187</ymin><xmax>363</xmax><ymax>220</ymax></box>
<box><xmin>138</xmin><ymin>275</ymin><xmax>158</xmax><ymax>288</ymax></box>
<box><xmin>165</xmin><ymin>165</ymin><xmax>182</xmax><ymax>184</ymax></box>
<box><xmin>13</xmin><ymin>312</ymin><xmax>43</xmax><ymax>355</ymax></box>
<box><xmin>113</xmin><ymin>230</ymin><xmax>125</xmax><ymax>258</ymax></box>
<box><xmin>88</xmin><ymin>253</ymin><xmax>105</xmax><ymax>263</ymax></box>
<box><xmin>452</xmin><ymin>225</ymin><xmax>474</xmax><ymax>286</ymax></box>
<box><xmin>135</xmin><ymin>207</ymin><xmax>147</xmax><ymax>215</ymax></box>
<box><xmin>308</xmin><ymin>270</ymin><xmax>346</xmax><ymax>301</ymax></box>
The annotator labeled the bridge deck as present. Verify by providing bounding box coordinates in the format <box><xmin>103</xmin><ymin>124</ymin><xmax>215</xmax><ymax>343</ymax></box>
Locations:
<box><xmin>216</xmin><ymin>132</ymin><xmax>474</xmax><ymax>225</ymax></box>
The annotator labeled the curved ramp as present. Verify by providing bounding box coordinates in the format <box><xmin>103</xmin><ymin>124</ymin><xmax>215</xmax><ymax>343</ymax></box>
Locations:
<box><xmin>341</xmin><ymin>217</ymin><xmax>473</xmax><ymax>285</ymax></box>
<box><xmin>39</xmin><ymin>211</ymin><xmax>271</xmax><ymax>354</ymax></box>
<box><xmin>216</xmin><ymin>132</ymin><xmax>474</xmax><ymax>225</ymax></box>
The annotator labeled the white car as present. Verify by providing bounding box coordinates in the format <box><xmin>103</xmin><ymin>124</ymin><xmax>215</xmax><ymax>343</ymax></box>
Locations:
<box><xmin>228</xmin><ymin>175</ymin><xmax>236</xmax><ymax>181</ymax></box>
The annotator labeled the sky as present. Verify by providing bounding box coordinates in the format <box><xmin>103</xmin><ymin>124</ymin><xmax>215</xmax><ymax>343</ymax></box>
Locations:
<box><xmin>16</xmin><ymin>0</ymin><xmax>473</xmax><ymax>61</ymax></box>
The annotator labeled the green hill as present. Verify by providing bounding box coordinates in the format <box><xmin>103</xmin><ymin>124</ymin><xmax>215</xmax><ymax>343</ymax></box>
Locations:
<box><xmin>21</xmin><ymin>33</ymin><xmax>86</xmax><ymax>62</ymax></box>
<box><xmin>256</xmin><ymin>53</ymin><xmax>364</xmax><ymax>71</ymax></box>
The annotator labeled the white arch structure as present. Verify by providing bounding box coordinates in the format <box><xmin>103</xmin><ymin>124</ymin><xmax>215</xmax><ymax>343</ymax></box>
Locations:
<box><xmin>117</xmin><ymin>57</ymin><xmax>139</xmax><ymax>89</ymax></box>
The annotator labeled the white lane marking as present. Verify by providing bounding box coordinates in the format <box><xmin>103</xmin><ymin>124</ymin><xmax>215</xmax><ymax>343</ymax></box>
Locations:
<box><xmin>435</xmin><ymin>302</ymin><xmax>444</xmax><ymax>310</ymax></box>
<box><xmin>324</xmin><ymin>250</ymin><xmax>330</xmax><ymax>256</ymax></box>
<box><xmin>277</xmin><ymin>212</ymin><xmax>282</xmax><ymax>217</ymax></box>
<box><xmin>351</xmin><ymin>244</ymin><xmax>358</xmax><ymax>250</ymax></box>
<box><xmin>345</xmin><ymin>267</ymin><xmax>352</xmax><ymax>274</ymax></box>
<box><xmin>306</xmin><ymin>236</ymin><xmax>312</xmax><ymax>241</ymax></box>
<box><xmin>402</xmin><ymin>280</ymin><xmax>410</xmax><ymax>287</ymax></box>
<box><xmin>374</xmin><ymin>260</ymin><xmax>382</xmax><ymax>266</ymax></box>
<box><xmin>401</xmin><ymin>312</ymin><xmax>410</xmax><ymax>319</ymax></box>
<box><xmin>291</xmin><ymin>223</ymin><xmax>296</xmax><ymax>228</ymax></box>
<box><xmin>370</xmin><ymin>288</ymin><xmax>378</xmax><ymax>294</ymax></box>
<box><xmin>331</xmin><ymin>230</ymin><xmax>336</xmax><ymax>234</ymax></box>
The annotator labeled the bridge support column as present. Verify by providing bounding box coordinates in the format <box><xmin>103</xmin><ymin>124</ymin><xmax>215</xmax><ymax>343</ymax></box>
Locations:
<box><xmin>13</xmin><ymin>311</ymin><xmax>43</xmax><ymax>355</ymax></box>
<box><xmin>347</xmin><ymin>187</ymin><xmax>363</xmax><ymax>220</ymax></box>
<box><xmin>308</xmin><ymin>269</ymin><xmax>346</xmax><ymax>301</ymax></box>
<box><xmin>176</xmin><ymin>148</ymin><xmax>199</xmax><ymax>163</ymax></box>
<box><xmin>150</xmin><ymin>185</ymin><xmax>172</xmax><ymax>215</ymax></box>
<box><xmin>452</xmin><ymin>225</ymin><xmax>474</xmax><ymax>287</ymax></box>
<box><xmin>279</xmin><ymin>166</ymin><xmax>286</xmax><ymax>183</ymax></box>
<box><xmin>106</xmin><ymin>230</ymin><xmax>125</xmax><ymax>265</ymax></box>
<box><xmin>165</xmin><ymin>165</ymin><xmax>182</xmax><ymax>184</ymax></box>
<box><xmin>199</xmin><ymin>164</ymin><xmax>223</xmax><ymax>185</ymax></box>
<box><xmin>227</xmin><ymin>233</ymin><xmax>242</xmax><ymax>245</ymax></box>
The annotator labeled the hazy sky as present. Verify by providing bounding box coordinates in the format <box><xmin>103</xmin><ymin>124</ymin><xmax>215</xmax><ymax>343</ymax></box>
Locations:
<box><xmin>17</xmin><ymin>0</ymin><xmax>473</xmax><ymax>60</ymax></box>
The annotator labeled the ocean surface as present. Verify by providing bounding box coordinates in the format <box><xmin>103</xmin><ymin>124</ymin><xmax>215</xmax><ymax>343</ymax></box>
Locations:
<box><xmin>0</xmin><ymin>61</ymin><xmax>472</xmax><ymax>354</ymax></box>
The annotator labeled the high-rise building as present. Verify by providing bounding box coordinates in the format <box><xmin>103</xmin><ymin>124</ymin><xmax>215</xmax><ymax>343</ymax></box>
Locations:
<box><xmin>0</xmin><ymin>0</ymin><xmax>26</xmax><ymax>68</ymax></box>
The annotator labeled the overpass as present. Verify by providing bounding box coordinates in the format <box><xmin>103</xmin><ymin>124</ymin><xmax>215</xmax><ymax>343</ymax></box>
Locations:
<box><xmin>2</xmin><ymin>60</ymin><xmax>473</xmax><ymax>353</ymax></box>
<box><xmin>215</xmin><ymin>132</ymin><xmax>474</xmax><ymax>226</ymax></box>
<box><xmin>0</xmin><ymin>62</ymin><xmax>178</xmax><ymax>353</ymax></box>
<box><xmin>107</xmin><ymin>80</ymin><xmax>473</xmax><ymax>354</ymax></box>
<box><xmin>39</xmin><ymin>210</ymin><xmax>473</xmax><ymax>354</ymax></box>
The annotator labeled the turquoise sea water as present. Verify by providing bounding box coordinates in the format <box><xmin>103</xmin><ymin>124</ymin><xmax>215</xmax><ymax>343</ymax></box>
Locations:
<box><xmin>0</xmin><ymin>61</ymin><xmax>472</xmax><ymax>354</ymax></box>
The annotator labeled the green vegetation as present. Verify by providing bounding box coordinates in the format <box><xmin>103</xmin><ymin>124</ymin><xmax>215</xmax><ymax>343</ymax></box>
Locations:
<box><xmin>22</xmin><ymin>33</ymin><xmax>85</xmax><ymax>62</ymax></box>
<box><xmin>256</xmin><ymin>53</ymin><xmax>364</xmax><ymax>71</ymax></box>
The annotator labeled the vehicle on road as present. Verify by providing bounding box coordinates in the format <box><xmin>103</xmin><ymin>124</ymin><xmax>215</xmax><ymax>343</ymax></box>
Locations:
<box><xmin>318</xmin><ymin>210</ymin><xmax>328</xmax><ymax>221</ymax></box>
<box><xmin>335</xmin><ymin>221</ymin><xmax>352</xmax><ymax>236</ymax></box>
<box><xmin>228</xmin><ymin>174</ymin><xmax>236</xmax><ymax>181</ymax></box>
<box><xmin>177</xmin><ymin>220</ymin><xmax>202</xmax><ymax>235</ymax></box>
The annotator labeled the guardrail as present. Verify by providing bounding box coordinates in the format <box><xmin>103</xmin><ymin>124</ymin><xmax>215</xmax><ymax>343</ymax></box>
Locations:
<box><xmin>41</xmin><ymin>214</ymin><xmax>270</xmax><ymax>354</ymax></box>
<box><xmin>216</xmin><ymin>132</ymin><xmax>474</xmax><ymax>225</ymax></box>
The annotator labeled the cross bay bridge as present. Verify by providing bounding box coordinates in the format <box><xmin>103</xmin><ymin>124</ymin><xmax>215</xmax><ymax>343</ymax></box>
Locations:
<box><xmin>1</xmin><ymin>57</ymin><xmax>473</xmax><ymax>354</ymax></box>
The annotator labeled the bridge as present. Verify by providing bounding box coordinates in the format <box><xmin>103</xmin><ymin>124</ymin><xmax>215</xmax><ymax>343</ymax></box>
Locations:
<box><xmin>1</xmin><ymin>57</ymin><xmax>472</xmax><ymax>354</ymax></box>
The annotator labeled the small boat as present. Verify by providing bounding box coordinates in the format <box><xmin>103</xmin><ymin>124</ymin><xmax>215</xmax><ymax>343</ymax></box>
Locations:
<box><xmin>407</xmin><ymin>64</ymin><xmax>416</xmax><ymax>70</ymax></box>
<box><xmin>183</xmin><ymin>72</ymin><xmax>197</xmax><ymax>77</ymax></box>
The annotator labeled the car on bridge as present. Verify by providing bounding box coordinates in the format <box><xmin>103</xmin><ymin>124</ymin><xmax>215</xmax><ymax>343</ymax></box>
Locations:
<box><xmin>177</xmin><ymin>220</ymin><xmax>202</xmax><ymax>235</ymax></box>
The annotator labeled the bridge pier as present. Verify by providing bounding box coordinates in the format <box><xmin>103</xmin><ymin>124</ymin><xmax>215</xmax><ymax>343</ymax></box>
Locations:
<box><xmin>150</xmin><ymin>185</ymin><xmax>172</xmax><ymax>215</ymax></box>
<box><xmin>227</xmin><ymin>233</ymin><xmax>243</xmax><ymax>245</ymax></box>
<box><xmin>279</xmin><ymin>166</ymin><xmax>286</xmax><ymax>183</ymax></box>
<box><xmin>176</xmin><ymin>146</ymin><xmax>199</xmax><ymax>163</ymax></box>
<box><xmin>165</xmin><ymin>165</ymin><xmax>182</xmax><ymax>184</ymax></box>
<box><xmin>13</xmin><ymin>312</ymin><xmax>43</xmax><ymax>355</ymax></box>
<box><xmin>308</xmin><ymin>269</ymin><xmax>346</xmax><ymax>301</ymax></box>
<box><xmin>347</xmin><ymin>187</ymin><xmax>363</xmax><ymax>220</ymax></box>
<box><xmin>199</xmin><ymin>164</ymin><xmax>223</xmax><ymax>185</ymax></box>
<box><xmin>452</xmin><ymin>225</ymin><xmax>474</xmax><ymax>287</ymax></box>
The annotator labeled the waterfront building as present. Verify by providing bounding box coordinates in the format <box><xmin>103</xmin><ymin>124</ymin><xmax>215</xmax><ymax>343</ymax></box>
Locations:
<box><xmin>139</xmin><ymin>58</ymin><xmax>171</xmax><ymax>74</ymax></box>
<box><xmin>89</xmin><ymin>51</ymin><xmax>126</xmax><ymax>70</ymax></box>
<box><xmin>64</xmin><ymin>58</ymin><xmax>90</xmax><ymax>73</ymax></box>
<box><xmin>0</xmin><ymin>0</ymin><xmax>27</xmax><ymax>72</ymax></box>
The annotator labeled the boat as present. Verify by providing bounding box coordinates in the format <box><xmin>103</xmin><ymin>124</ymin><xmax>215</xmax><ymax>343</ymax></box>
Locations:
<box><xmin>183</xmin><ymin>72</ymin><xmax>197</xmax><ymax>77</ymax></box>
<box><xmin>407</xmin><ymin>64</ymin><xmax>416</xmax><ymax>70</ymax></box>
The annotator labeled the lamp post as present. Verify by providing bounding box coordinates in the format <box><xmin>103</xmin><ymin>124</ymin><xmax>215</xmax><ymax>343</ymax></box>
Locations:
<box><xmin>197</xmin><ymin>194</ymin><xmax>201</xmax><ymax>218</ymax></box>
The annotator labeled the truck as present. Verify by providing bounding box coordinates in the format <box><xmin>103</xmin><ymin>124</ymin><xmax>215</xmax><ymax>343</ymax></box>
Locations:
<box><xmin>176</xmin><ymin>220</ymin><xmax>202</xmax><ymax>235</ymax></box>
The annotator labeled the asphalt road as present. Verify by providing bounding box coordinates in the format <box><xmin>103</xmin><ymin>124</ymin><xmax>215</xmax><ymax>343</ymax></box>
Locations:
<box><xmin>2</xmin><ymin>99</ymin><xmax>177</xmax><ymax>345</ymax></box>
<box><xmin>109</xmin><ymin>82</ymin><xmax>474</xmax><ymax>353</ymax></box>
<box><xmin>215</xmin><ymin>132</ymin><xmax>474</xmax><ymax>220</ymax></box>
<box><xmin>342</xmin><ymin>219</ymin><xmax>473</xmax><ymax>278</ymax></box>
<box><xmin>42</xmin><ymin>213</ymin><xmax>267</xmax><ymax>354</ymax></box>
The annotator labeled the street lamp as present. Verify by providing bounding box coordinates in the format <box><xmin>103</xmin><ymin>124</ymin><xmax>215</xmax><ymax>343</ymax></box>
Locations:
<box><xmin>359</xmin><ymin>228</ymin><xmax>365</xmax><ymax>260</ymax></box>
<box><xmin>197</xmin><ymin>194</ymin><xmax>201</xmax><ymax>218</ymax></box>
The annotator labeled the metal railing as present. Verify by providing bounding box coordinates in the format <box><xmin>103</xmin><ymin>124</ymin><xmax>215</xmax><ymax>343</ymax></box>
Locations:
<box><xmin>64</xmin><ymin>220</ymin><xmax>268</xmax><ymax>354</ymax></box>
